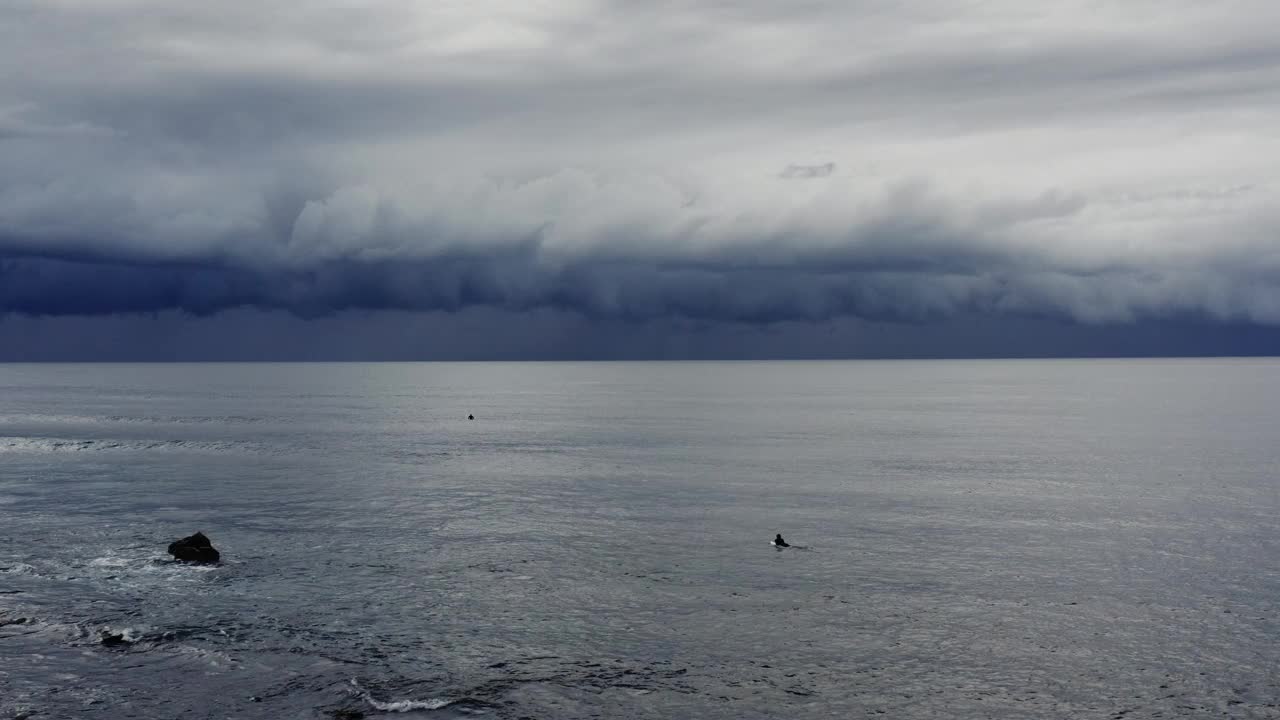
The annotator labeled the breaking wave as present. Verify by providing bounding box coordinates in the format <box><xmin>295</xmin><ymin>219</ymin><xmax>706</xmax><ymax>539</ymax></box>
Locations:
<box><xmin>350</xmin><ymin>680</ymin><xmax>455</xmax><ymax>713</ymax></box>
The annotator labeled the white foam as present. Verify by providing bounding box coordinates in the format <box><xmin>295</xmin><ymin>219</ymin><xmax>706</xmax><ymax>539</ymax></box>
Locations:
<box><xmin>351</xmin><ymin>679</ymin><xmax>453</xmax><ymax>713</ymax></box>
<box><xmin>101</xmin><ymin>626</ymin><xmax>143</xmax><ymax>643</ymax></box>
<box><xmin>367</xmin><ymin>697</ymin><xmax>453</xmax><ymax>712</ymax></box>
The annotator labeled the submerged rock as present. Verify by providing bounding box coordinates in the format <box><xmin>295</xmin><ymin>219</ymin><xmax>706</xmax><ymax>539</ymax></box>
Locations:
<box><xmin>99</xmin><ymin>630</ymin><xmax>130</xmax><ymax>646</ymax></box>
<box><xmin>167</xmin><ymin>532</ymin><xmax>221</xmax><ymax>564</ymax></box>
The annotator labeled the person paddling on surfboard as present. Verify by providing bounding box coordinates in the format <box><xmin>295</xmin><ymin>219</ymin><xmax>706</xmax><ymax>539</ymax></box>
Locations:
<box><xmin>773</xmin><ymin>533</ymin><xmax>789</xmax><ymax>548</ymax></box>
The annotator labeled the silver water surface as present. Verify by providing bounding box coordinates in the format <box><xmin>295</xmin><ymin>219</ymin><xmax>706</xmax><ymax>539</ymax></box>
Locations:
<box><xmin>2</xmin><ymin>360</ymin><xmax>1279</xmax><ymax>719</ymax></box>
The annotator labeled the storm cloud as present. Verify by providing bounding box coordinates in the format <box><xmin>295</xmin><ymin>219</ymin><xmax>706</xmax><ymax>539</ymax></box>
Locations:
<box><xmin>2</xmin><ymin>0</ymin><xmax>1279</xmax><ymax>356</ymax></box>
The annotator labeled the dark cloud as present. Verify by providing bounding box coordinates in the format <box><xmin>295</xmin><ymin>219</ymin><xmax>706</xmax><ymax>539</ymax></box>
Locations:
<box><xmin>2</xmin><ymin>183</ymin><xmax>1276</xmax><ymax>329</ymax></box>
<box><xmin>3</xmin><ymin>307</ymin><xmax>1279</xmax><ymax>361</ymax></box>
<box><xmin>1</xmin><ymin>0</ymin><xmax>1279</xmax><ymax>357</ymax></box>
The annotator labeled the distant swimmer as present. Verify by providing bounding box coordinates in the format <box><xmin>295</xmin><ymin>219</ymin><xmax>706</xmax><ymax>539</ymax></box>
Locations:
<box><xmin>468</xmin><ymin>414</ymin><xmax>474</xmax><ymax>420</ymax></box>
<box><xmin>772</xmin><ymin>533</ymin><xmax>789</xmax><ymax>548</ymax></box>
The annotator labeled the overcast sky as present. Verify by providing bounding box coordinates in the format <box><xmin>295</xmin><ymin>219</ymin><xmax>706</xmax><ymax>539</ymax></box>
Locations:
<box><xmin>2</xmin><ymin>0</ymin><xmax>1279</xmax><ymax>359</ymax></box>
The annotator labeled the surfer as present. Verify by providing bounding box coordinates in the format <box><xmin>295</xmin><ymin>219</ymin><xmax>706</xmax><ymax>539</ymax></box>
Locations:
<box><xmin>772</xmin><ymin>533</ymin><xmax>789</xmax><ymax>548</ymax></box>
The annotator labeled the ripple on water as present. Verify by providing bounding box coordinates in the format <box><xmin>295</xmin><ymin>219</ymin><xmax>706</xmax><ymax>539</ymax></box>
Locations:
<box><xmin>0</xmin><ymin>436</ymin><xmax>274</xmax><ymax>455</ymax></box>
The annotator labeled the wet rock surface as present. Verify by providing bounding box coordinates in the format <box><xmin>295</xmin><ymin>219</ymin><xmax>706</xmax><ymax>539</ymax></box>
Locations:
<box><xmin>166</xmin><ymin>532</ymin><xmax>220</xmax><ymax>564</ymax></box>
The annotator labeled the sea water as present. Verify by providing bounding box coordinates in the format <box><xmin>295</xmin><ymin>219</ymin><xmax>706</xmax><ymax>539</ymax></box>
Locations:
<box><xmin>2</xmin><ymin>360</ymin><xmax>1278</xmax><ymax>718</ymax></box>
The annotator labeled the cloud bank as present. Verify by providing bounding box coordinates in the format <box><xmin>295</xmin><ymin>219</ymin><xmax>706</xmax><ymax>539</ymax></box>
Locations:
<box><xmin>2</xmin><ymin>0</ymin><xmax>1279</xmax><ymax>355</ymax></box>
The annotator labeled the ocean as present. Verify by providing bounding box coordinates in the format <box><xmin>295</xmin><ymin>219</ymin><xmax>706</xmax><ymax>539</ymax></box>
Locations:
<box><xmin>2</xmin><ymin>360</ymin><xmax>1278</xmax><ymax>719</ymax></box>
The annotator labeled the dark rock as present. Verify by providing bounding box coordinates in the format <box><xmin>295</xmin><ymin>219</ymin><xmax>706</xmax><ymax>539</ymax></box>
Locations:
<box><xmin>167</xmin><ymin>532</ymin><xmax>221</xmax><ymax>564</ymax></box>
<box><xmin>330</xmin><ymin>710</ymin><xmax>365</xmax><ymax>720</ymax></box>
<box><xmin>100</xmin><ymin>630</ymin><xmax>129</xmax><ymax>646</ymax></box>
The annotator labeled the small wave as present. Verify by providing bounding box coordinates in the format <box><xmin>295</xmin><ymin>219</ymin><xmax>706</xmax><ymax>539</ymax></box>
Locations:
<box><xmin>3</xmin><ymin>550</ymin><xmax>226</xmax><ymax>597</ymax></box>
<box><xmin>92</xmin><ymin>625</ymin><xmax>236</xmax><ymax>664</ymax></box>
<box><xmin>86</xmin><ymin>553</ymin><xmax>226</xmax><ymax>592</ymax></box>
<box><xmin>0</xmin><ymin>562</ymin><xmax>39</xmax><ymax>575</ymax></box>
<box><xmin>368</xmin><ymin>697</ymin><xmax>453</xmax><ymax>712</ymax></box>
<box><xmin>351</xmin><ymin>680</ymin><xmax>454</xmax><ymax>713</ymax></box>
<box><xmin>149</xmin><ymin>559</ymin><xmax>223</xmax><ymax>573</ymax></box>
<box><xmin>98</xmin><ymin>626</ymin><xmax>143</xmax><ymax>646</ymax></box>
<box><xmin>0</xmin><ymin>436</ymin><xmax>266</xmax><ymax>455</ymax></box>
<box><xmin>0</xmin><ymin>413</ymin><xmax>107</xmax><ymax>425</ymax></box>
<box><xmin>5</xmin><ymin>554</ymin><xmax>216</xmax><ymax>587</ymax></box>
<box><xmin>104</xmin><ymin>414</ymin><xmax>268</xmax><ymax>426</ymax></box>
<box><xmin>0</xmin><ymin>413</ymin><xmax>267</xmax><ymax>426</ymax></box>
<box><xmin>0</xmin><ymin>607</ymin><xmax>93</xmax><ymax>644</ymax></box>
